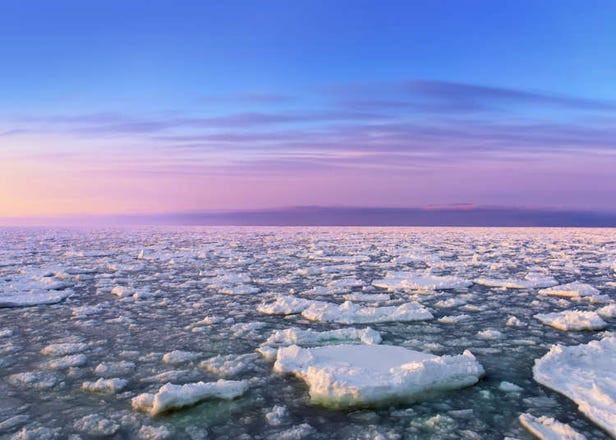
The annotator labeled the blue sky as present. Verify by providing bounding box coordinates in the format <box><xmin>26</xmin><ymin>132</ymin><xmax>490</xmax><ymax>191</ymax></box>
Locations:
<box><xmin>1</xmin><ymin>0</ymin><xmax>615</xmax><ymax>216</ymax></box>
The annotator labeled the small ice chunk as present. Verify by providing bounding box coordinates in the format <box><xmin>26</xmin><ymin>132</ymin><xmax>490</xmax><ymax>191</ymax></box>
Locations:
<box><xmin>534</xmin><ymin>310</ymin><xmax>607</xmax><ymax>331</ymax></box>
<box><xmin>46</xmin><ymin>353</ymin><xmax>87</xmax><ymax>369</ymax></box>
<box><xmin>498</xmin><ymin>381</ymin><xmax>523</xmax><ymax>393</ymax></box>
<box><xmin>8</xmin><ymin>371</ymin><xmax>59</xmax><ymax>389</ymax></box>
<box><xmin>438</xmin><ymin>315</ymin><xmax>471</xmax><ymax>324</ymax></box>
<box><xmin>597</xmin><ymin>304</ymin><xmax>616</xmax><ymax>319</ymax></box>
<box><xmin>82</xmin><ymin>377</ymin><xmax>128</xmax><ymax>393</ymax></box>
<box><xmin>41</xmin><ymin>342</ymin><xmax>88</xmax><ymax>357</ymax></box>
<box><xmin>274</xmin><ymin>344</ymin><xmax>484</xmax><ymax>407</ymax></box>
<box><xmin>138</xmin><ymin>424</ymin><xmax>172</xmax><ymax>439</ymax></box>
<box><xmin>301</xmin><ymin>300</ymin><xmax>432</xmax><ymax>324</ymax></box>
<box><xmin>476</xmin><ymin>329</ymin><xmax>503</xmax><ymax>339</ymax></box>
<box><xmin>95</xmin><ymin>360</ymin><xmax>136</xmax><ymax>376</ymax></box>
<box><xmin>219</xmin><ymin>285</ymin><xmax>261</xmax><ymax>295</ymax></box>
<box><xmin>533</xmin><ymin>336</ymin><xmax>616</xmax><ymax>436</ymax></box>
<box><xmin>265</xmin><ymin>404</ymin><xmax>287</xmax><ymax>426</ymax></box>
<box><xmin>111</xmin><ymin>286</ymin><xmax>133</xmax><ymax>298</ymax></box>
<box><xmin>538</xmin><ymin>282</ymin><xmax>600</xmax><ymax>298</ymax></box>
<box><xmin>162</xmin><ymin>350</ymin><xmax>199</xmax><ymax>365</ymax></box>
<box><xmin>199</xmin><ymin>353</ymin><xmax>259</xmax><ymax>377</ymax></box>
<box><xmin>342</xmin><ymin>292</ymin><xmax>391</xmax><ymax>302</ymax></box>
<box><xmin>132</xmin><ymin>379</ymin><xmax>250</xmax><ymax>415</ymax></box>
<box><xmin>506</xmin><ymin>316</ymin><xmax>524</xmax><ymax>327</ymax></box>
<box><xmin>519</xmin><ymin>413</ymin><xmax>587</xmax><ymax>440</ymax></box>
<box><xmin>73</xmin><ymin>414</ymin><xmax>120</xmax><ymax>436</ymax></box>
<box><xmin>257</xmin><ymin>296</ymin><xmax>317</xmax><ymax>315</ymax></box>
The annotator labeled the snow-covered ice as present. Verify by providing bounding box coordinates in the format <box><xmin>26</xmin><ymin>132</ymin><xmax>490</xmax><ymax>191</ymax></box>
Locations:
<box><xmin>533</xmin><ymin>336</ymin><xmax>616</xmax><ymax>437</ymax></box>
<box><xmin>274</xmin><ymin>344</ymin><xmax>484</xmax><ymax>407</ymax></box>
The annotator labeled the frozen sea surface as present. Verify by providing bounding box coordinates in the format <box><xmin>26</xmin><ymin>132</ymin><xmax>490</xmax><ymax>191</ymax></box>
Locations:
<box><xmin>0</xmin><ymin>226</ymin><xmax>615</xmax><ymax>439</ymax></box>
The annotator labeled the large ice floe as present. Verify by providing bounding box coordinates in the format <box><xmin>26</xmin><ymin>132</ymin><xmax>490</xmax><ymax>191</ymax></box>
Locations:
<box><xmin>300</xmin><ymin>300</ymin><xmax>433</xmax><ymax>324</ymax></box>
<box><xmin>131</xmin><ymin>379</ymin><xmax>250</xmax><ymax>415</ymax></box>
<box><xmin>274</xmin><ymin>344</ymin><xmax>484</xmax><ymax>407</ymax></box>
<box><xmin>533</xmin><ymin>336</ymin><xmax>616</xmax><ymax>437</ymax></box>
<box><xmin>534</xmin><ymin>310</ymin><xmax>608</xmax><ymax>331</ymax></box>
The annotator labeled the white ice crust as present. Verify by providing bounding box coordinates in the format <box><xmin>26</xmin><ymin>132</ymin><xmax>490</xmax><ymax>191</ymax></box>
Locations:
<box><xmin>534</xmin><ymin>310</ymin><xmax>607</xmax><ymax>331</ymax></box>
<box><xmin>301</xmin><ymin>300</ymin><xmax>433</xmax><ymax>324</ymax></box>
<box><xmin>132</xmin><ymin>379</ymin><xmax>250</xmax><ymax>415</ymax></box>
<box><xmin>533</xmin><ymin>336</ymin><xmax>616</xmax><ymax>437</ymax></box>
<box><xmin>519</xmin><ymin>413</ymin><xmax>587</xmax><ymax>440</ymax></box>
<box><xmin>274</xmin><ymin>344</ymin><xmax>484</xmax><ymax>407</ymax></box>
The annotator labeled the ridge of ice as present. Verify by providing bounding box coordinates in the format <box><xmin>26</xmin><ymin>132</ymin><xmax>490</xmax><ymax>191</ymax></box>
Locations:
<box><xmin>257</xmin><ymin>296</ymin><xmax>319</xmax><ymax>315</ymax></box>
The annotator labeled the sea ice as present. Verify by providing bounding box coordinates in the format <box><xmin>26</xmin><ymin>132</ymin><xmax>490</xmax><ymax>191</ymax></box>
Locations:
<box><xmin>199</xmin><ymin>353</ymin><xmax>259</xmax><ymax>377</ymax></box>
<box><xmin>597</xmin><ymin>304</ymin><xmax>616</xmax><ymax>319</ymax></box>
<box><xmin>533</xmin><ymin>336</ymin><xmax>616</xmax><ymax>437</ymax></box>
<box><xmin>274</xmin><ymin>344</ymin><xmax>484</xmax><ymax>407</ymax></box>
<box><xmin>257</xmin><ymin>296</ymin><xmax>319</xmax><ymax>315</ymax></box>
<box><xmin>534</xmin><ymin>310</ymin><xmax>607</xmax><ymax>331</ymax></box>
<box><xmin>342</xmin><ymin>292</ymin><xmax>391</xmax><ymax>302</ymax></box>
<box><xmin>132</xmin><ymin>379</ymin><xmax>250</xmax><ymax>415</ymax></box>
<box><xmin>474</xmin><ymin>274</ymin><xmax>558</xmax><ymax>289</ymax></box>
<box><xmin>73</xmin><ymin>414</ymin><xmax>120</xmax><ymax>436</ymax></box>
<box><xmin>41</xmin><ymin>342</ymin><xmax>88</xmax><ymax>356</ymax></box>
<box><xmin>538</xmin><ymin>282</ymin><xmax>600</xmax><ymax>298</ymax></box>
<box><xmin>82</xmin><ymin>377</ymin><xmax>128</xmax><ymax>393</ymax></box>
<box><xmin>518</xmin><ymin>413</ymin><xmax>587</xmax><ymax>440</ymax></box>
<box><xmin>162</xmin><ymin>350</ymin><xmax>199</xmax><ymax>365</ymax></box>
<box><xmin>372</xmin><ymin>272</ymin><xmax>472</xmax><ymax>291</ymax></box>
<box><xmin>301</xmin><ymin>300</ymin><xmax>433</xmax><ymax>324</ymax></box>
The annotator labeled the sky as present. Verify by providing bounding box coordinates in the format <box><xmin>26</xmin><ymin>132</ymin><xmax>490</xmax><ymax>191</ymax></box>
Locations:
<box><xmin>1</xmin><ymin>0</ymin><xmax>616</xmax><ymax>218</ymax></box>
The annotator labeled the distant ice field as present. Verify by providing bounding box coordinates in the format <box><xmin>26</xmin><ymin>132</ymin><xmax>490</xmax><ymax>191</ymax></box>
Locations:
<box><xmin>0</xmin><ymin>226</ymin><xmax>615</xmax><ymax>439</ymax></box>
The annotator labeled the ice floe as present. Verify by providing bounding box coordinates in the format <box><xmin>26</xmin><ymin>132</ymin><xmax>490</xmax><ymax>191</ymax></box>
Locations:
<box><xmin>274</xmin><ymin>344</ymin><xmax>484</xmax><ymax>407</ymax></box>
<box><xmin>372</xmin><ymin>271</ymin><xmax>472</xmax><ymax>291</ymax></box>
<box><xmin>301</xmin><ymin>300</ymin><xmax>433</xmax><ymax>324</ymax></box>
<box><xmin>538</xmin><ymin>282</ymin><xmax>600</xmax><ymax>298</ymax></box>
<box><xmin>82</xmin><ymin>377</ymin><xmax>128</xmax><ymax>393</ymax></box>
<box><xmin>132</xmin><ymin>379</ymin><xmax>250</xmax><ymax>415</ymax></box>
<box><xmin>534</xmin><ymin>310</ymin><xmax>608</xmax><ymax>331</ymax></box>
<box><xmin>474</xmin><ymin>274</ymin><xmax>558</xmax><ymax>289</ymax></box>
<box><xmin>257</xmin><ymin>296</ymin><xmax>318</xmax><ymax>315</ymax></box>
<box><xmin>199</xmin><ymin>353</ymin><xmax>259</xmax><ymax>377</ymax></box>
<box><xmin>518</xmin><ymin>413</ymin><xmax>587</xmax><ymax>440</ymax></box>
<box><xmin>533</xmin><ymin>336</ymin><xmax>616</xmax><ymax>437</ymax></box>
